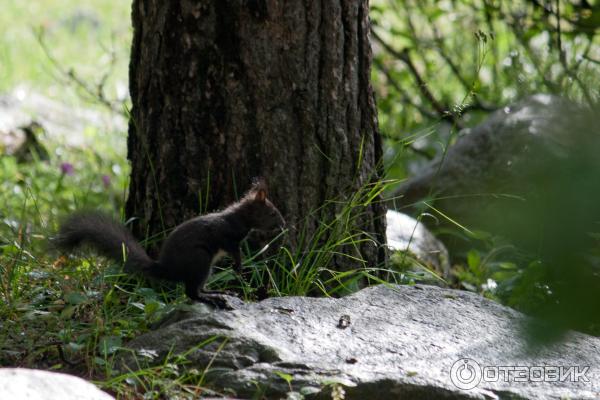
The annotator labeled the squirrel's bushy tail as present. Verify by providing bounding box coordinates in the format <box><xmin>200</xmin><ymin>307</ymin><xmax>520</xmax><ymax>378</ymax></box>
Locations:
<box><xmin>56</xmin><ymin>211</ymin><xmax>159</xmax><ymax>275</ymax></box>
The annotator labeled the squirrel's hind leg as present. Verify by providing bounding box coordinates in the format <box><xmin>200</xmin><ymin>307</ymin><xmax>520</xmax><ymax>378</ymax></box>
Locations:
<box><xmin>185</xmin><ymin>281</ymin><xmax>202</xmax><ymax>300</ymax></box>
<box><xmin>185</xmin><ymin>272</ymin><xmax>236</xmax><ymax>309</ymax></box>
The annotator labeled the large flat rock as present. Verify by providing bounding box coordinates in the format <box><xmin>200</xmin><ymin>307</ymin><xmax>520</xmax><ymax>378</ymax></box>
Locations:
<box><xmin>124</xmin><ymin>285</ymin><xmax>600</xmax><ymax>399</ymax></box>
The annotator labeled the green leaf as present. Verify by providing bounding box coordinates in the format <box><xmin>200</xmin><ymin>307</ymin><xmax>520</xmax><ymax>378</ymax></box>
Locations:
<box><xmin>65</xmin><ymin>292</ymin><xmax>87</xmax><ymax>305</ymax></box>
<box><xmin>1</xmin><ymin>244</ymin><xmax>20</xmax><ymax>256</ymax></box>
<box><xmin>98</xmin><ymin>335</ymin><xmax>122</xmax><ymax>357</ymax></box>
<box><xmin>137</xmin><ymin>287</ymin><xmax>157</xmax><ymax>298</ymax></box>
<box><xmin>94</xmin><ymin>357</ymin><xmax>107</xmax><ymax>366</ymax></box>
<box><xmin>67</xmin><ymin>342</ymin><xmax>84</xmax><ymax>352</ymax></box>
<box><xmin>320</xmin><ymin>377</ymin><xmax>357</xmax><ymax>387</ymax></box>
<box><xmin>299</xmin><ymin>386</ymin><xmax>321</xmax><ymax>395</ymax></box>
<box><xmin>274</xmin><ymin>371</ymin><xmax>293</xmax><ymax>384</ymax></box>
<box><xmin>467</xmin><ymin>250</ymin><xmax>481</xmax><ymax>274</ymax></box>
<box><xmin>60</xmin><ymin>305</ymin><xmax>76</xmax><ymax>319</ymax></box>
<box><xmin>144</xmin><ymin>300</ymin><xmax>160</xmax><ymax>315</ymax></box>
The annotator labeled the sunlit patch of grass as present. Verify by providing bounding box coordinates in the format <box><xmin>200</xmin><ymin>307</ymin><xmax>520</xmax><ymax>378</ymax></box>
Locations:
<box><xmin>0</xmin><ymin>135</ymin><xmax>133</xmax><ymax>368</ymax></box>
<box><xmin>0</xmin><ymin>0</ymin><xmax>131</xmax><ymax>104</ymax></box>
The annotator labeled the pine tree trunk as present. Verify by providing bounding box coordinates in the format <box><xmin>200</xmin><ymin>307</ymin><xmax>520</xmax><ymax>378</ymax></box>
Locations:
<box><xmin>127</xmin><ymin>0</ymin><xmax>386</xmax><ymax>268</ymax></box>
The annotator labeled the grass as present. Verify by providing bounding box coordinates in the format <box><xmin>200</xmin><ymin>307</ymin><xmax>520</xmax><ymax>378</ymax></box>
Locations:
<box><xmin>0</xmin><ymin>0</ymin><xmax>170</xmax><ymax>396</ymax></box>
<box><xmin>0</xmin><ymin>151</ymin><xmax>407</xmax><ymax>397</ymax></box>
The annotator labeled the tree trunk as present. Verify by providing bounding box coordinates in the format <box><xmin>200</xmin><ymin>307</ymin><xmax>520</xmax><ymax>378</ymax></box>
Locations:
<box><xmin>127</xmin><ymin>0</ymin><xmax>386</xmax><ymax>268</ymax></box>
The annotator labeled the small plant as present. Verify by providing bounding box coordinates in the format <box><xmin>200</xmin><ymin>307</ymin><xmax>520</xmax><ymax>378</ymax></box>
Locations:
<box><xmin>97</xmin><ymin>336</ymin><xmax>228</xmax><ymax>398</ymax></box>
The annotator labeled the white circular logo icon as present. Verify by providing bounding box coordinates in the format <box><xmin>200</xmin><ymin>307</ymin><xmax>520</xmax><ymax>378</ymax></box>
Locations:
<box><xmin>450</xmin><ymin>358</ymin><xmax>482</xmax><ymax>390</ymax></box>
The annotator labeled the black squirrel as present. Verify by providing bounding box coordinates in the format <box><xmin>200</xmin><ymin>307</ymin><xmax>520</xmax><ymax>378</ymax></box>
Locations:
<box><xmin>56</xmin><ymin>179</ymin><xmax>285</xmax><ymax>300</ymax></box>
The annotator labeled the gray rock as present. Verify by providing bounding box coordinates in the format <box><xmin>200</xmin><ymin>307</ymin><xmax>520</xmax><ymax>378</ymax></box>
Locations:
<box><xmin>386</xmin><ymin>210</ymin><xmax>450</xmax><ymax>282</ymax></box>
<box><xmin>389</xmin><ymin>95</ymin><xmax>600</xmax><ymax>275</ymax></box>
<box><xmin>122</xmin><ymin>285</ymin><xmax>600</xmax><ymax>399</ymax></box>
<box><xmin>390</xmin><ymin>95</ymin><xmax>597</xmax><ymax>229</ymax></box>
<box><xmin>0</xmin><ymin>368</ymin><xmax>114</xmax><ymax>400</ymax></box>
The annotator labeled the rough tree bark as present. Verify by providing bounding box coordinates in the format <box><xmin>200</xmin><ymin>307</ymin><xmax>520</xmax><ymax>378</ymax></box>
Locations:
<box><xmin>127</xmin><ymin>0</ymin><xmax>386</xmax><ymax>268</ymax></box>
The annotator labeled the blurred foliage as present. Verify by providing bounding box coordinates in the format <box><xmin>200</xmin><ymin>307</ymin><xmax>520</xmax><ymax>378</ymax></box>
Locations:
<box><xmin>371</xmin><ymin>0</ymin><xmax>600</xmax><ymax>182</ymax></box>
<box><xmin>371</xmin><ymin>0</ymin><xmax>600</xmax><ymax>336</ymax></box>
<box><xmin>0</xmin><ymin>0</ymin><xmax>130</xmax><ymax>105</ymax></box>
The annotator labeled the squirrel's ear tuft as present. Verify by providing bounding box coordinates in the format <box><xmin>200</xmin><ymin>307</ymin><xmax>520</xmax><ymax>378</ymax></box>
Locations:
<box><xmin>251</xmin><ymin>177</ymin><xmax>267</xmax><ymax>190</ymax></box>
<box><xmin>250</xmin><ymin>177</ymin><xmax>268</xmax><ymax>202</ymax></box>
<box><xmin>255</xmin><ymin>188</ymin><xmax>267</xmax><ymax>202</ymax></box>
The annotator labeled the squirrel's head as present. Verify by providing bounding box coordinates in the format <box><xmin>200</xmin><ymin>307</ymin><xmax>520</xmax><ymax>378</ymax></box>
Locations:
<box><xmin>241</xmin><ymin>178</ymin><xmax>286</xmax><ymax>231</ymax></box>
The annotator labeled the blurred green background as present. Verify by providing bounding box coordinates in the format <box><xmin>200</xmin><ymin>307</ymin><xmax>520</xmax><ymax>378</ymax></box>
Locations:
<box><xmin>0</xmin><ymin>0</ymin><xmax>130</xmax><ymax>96</ymax></box>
